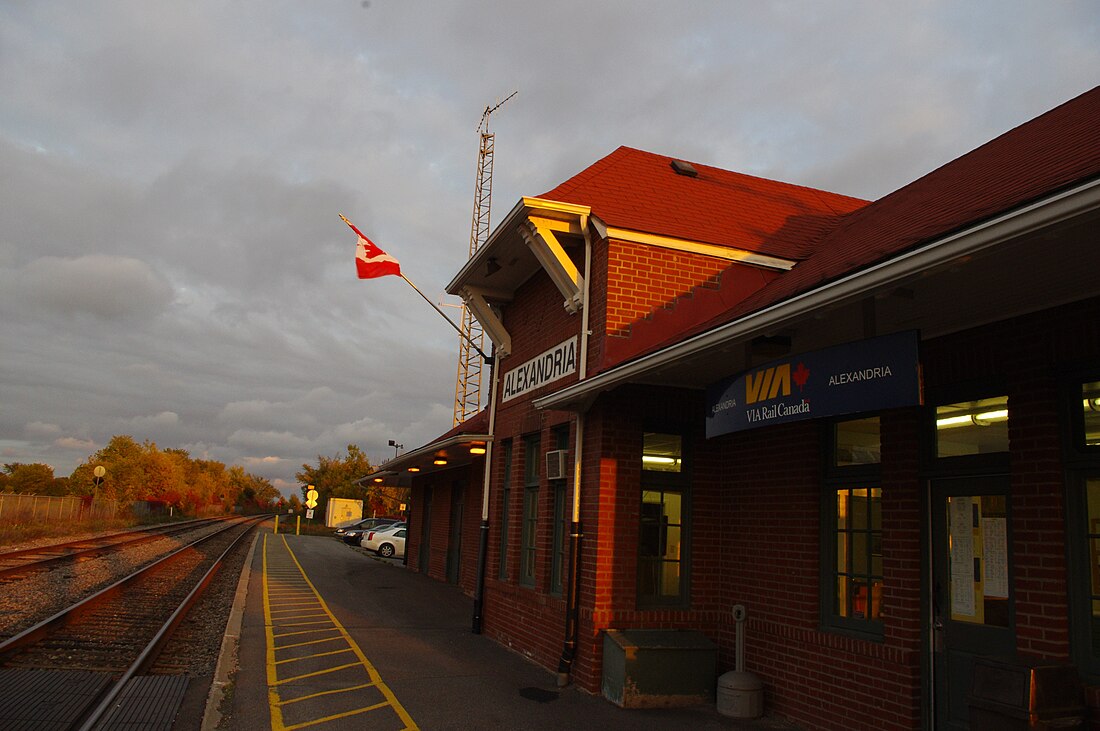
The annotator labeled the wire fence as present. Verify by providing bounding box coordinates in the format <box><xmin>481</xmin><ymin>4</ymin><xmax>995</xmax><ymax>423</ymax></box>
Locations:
<box><xmin>0</xmin><ymin>493</ymin><xmax>120</xmax><ymax>522</ymax></box>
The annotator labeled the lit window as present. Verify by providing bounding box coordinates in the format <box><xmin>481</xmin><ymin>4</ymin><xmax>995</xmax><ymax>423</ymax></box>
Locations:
<box><xmin>835</xmin><ymin>487</ymin><xmax>883</xmax><ymax>621</ymax></box>
<box><xmin>936</xmin><ymin>396</ymin><xmax>1009</xmax><ymax>457</ymax></box>
<box><xmin>1082</xmin><ymin>381</ymin><xmax>1100</xmax><ymax>447</ymax></box>
<box><xmin>639</xmin><ymin>432</ymin><xmax>688</xmax><ymax>606</ymax></box>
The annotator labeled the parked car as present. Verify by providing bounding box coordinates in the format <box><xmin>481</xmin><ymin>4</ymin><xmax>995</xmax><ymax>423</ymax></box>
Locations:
<box><xmin>339</xmin><ymin>517</ymin><xmax>401</xmax><ymax>545</ymax></box>
<box><xmin>359</xmin><ymin>523</ymin><xmax>406</xmax><ymax>558</ymax></box>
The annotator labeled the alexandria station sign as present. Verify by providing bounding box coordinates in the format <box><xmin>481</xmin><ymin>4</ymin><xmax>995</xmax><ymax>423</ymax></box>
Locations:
<box><xmin>706</xmin><ymin>331</ymin><xmax>922</xmax><ymax>438</ymax></box>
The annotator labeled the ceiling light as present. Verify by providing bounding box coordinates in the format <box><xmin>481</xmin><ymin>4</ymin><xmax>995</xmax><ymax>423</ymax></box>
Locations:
<box><xmin>469</xmin><ymin>446</ymin><xmax>486</xmax><ymax>455</ymax></box>
<box><xmin>408</xmin><ymin>467</ymin><xmax>420</xmax><ymax>473</ymax></box>
<box><xmin>433</xmin><ymin>459</ymin><xmax>448</xmax><ymax>466</ymax></box>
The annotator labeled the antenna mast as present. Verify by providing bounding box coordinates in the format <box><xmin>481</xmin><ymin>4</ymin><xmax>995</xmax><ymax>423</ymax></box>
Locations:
<box><xmin>453</xmin><ymin>91</ymin><xmax>516</xmax><ymax>426</ymax></box>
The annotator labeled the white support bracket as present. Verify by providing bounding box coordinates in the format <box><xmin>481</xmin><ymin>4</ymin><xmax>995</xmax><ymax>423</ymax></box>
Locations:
<box><xmin>461</xmin><ymin>285</ymin><xmax>512</xmax><ymax>358</ymax></box>
<box><xmin>519</xmin><ymin>217</ymin><xmax>586</xmax><ymax>314</ymax></box>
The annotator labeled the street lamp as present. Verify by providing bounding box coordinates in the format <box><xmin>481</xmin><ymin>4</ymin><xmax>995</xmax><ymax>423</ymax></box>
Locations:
<box><xmin>388</xmin><ymin>439</ymin><xmax>403</xmax><ymax>458</ymax></box>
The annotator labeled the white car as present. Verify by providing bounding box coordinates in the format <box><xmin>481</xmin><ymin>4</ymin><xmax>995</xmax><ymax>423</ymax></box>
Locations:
<box><xmin>359</xmin><ymin>523</ymin><xmax>406</xmax><ymax>558</ymax></box>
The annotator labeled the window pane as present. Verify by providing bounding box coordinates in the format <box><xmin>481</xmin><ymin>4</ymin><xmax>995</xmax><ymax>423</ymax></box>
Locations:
<box><xmin>1084</xmin><ymin>382</ymin><xmax>1100</xmax><ymax>447</ymax></box>
<box><xmin>664</xmin><ymin>526</ymin><xmax>681</xmax><ymax>560</ymax></box>
<box><xmin>524</xmin><ymin>435</ymin><xmax>540</xmax><ymax>484</ymax></box>
<box><xmin>851</xmin><ymin>489</ymin><xmax>868</xmax><ymax>530</ymax></box>
<box><xmin>1089</xmin><ymin>479</ymin><xmax>1100</xmax><ymax>602</ymax></box>
<box><xmin>936</xmin><ymin>396</ymin><xmax>1009</xmax><ymax>457</ymax></box>
<box><xmin>664</xmin><ymin>491</ymin><xmax>682</xmax><ymax>524</ymax></box>
<box><xmin>643</xmin><ymin>432</ymin><xmax>682</xmax><ymax>472</ymax></box>
<box><xmin>837</xmin><ymin>491</ymin><xmax>849</xmax><ymax>529</ymax></box>
<box><xmin>836</xmin><ymin>576</ymin><xmax>849</xmax><ymax>616</ymax></box>
<box><xmin>853</xmin><ymin>533</ymin><xmax>868</xmax><ymax>573</ymax></box>
<box><xmin>660</xmin><ymin>561</ymin><xmax>681</xmax><ymax>596</ymax></box>
<box><xmin>835</xmin><ymin>417</ymin><xmax>881</xmax><ymax>465</ymax></box>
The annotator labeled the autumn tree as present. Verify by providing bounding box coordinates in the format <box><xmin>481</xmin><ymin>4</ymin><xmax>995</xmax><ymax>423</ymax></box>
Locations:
<box><xmin>295</xmin><ymin>444</ymin><xmax>374</xmax><ymax>514</ymax></box>
<box><xmin>2</xmin><ymin>463</ymin><xmax>59</xmax><ymax>495</ymax></box>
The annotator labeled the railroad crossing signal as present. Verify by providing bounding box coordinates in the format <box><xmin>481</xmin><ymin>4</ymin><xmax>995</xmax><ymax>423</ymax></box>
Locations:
<box><xmin>305</xmin><ymin>486</ymin><xmax>318</xmax><ymax>509</ymax></box>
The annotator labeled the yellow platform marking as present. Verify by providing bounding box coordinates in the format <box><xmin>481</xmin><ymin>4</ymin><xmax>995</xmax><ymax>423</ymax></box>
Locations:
<box><xmin>263</xmin><ymin>533</ymin><xmax>418</xmax><ymax>730</ymax></box>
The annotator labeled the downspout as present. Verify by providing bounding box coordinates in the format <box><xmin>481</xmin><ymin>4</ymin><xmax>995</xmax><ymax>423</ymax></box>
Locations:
<box><xmin>472</xmin><ymin>344</ymin><xmax>500</xmax><ymax>634</ymax></box>
<box><xmin>557</xmin><ymin>214</ymin><xmax>592</xmax><ymax>686</ymax></box>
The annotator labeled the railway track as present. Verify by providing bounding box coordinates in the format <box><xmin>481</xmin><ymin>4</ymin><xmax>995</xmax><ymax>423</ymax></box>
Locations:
<box><xmin>0</xmin><ymin>517</ymin><xmax>232</xmax><ymax>581</ymax></box>
<box><xmin>0</xmin><ymin>515</ymin><xmax>265</xmax><ymax>730</ymax></box>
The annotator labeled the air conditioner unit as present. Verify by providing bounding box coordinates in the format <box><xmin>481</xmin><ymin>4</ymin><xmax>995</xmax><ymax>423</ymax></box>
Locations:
<box><xmin>546</xmin><ymin>450</ymin><xmax>569</xmax><ymax>480</ymax></box>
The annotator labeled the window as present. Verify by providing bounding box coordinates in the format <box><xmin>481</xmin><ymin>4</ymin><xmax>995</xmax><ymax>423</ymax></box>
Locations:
<box><xmin>550</xmin><ymin>426</ymin><xmax>569</xmax><ymax>595</ymax></box>
<box><xmin>935</xmin><ymin>395</ymin><xmax>1009</xmax><ymax>457</ymax></box>
<box><xmin>835</xmin><ymin>486</ymin><xmax>883</xmax><ymax>621</ymax></box>
<box><xmin>1082</xmin><ymin>380</ymin><xmax>1100</xmax><ymax>447</ymax></box>
<box><xmin>639</xmin><ymin>432</ymin><xmax>689</xmax><ymax>606</ymax></box>
<box><xmin>823</xmin><ymin>417</ymin><xmax>883</xmax><ymax>636</ymax></box>
<box><xmin>520</xmin><ymin>434</ymin><xmax>539</xmax><ymax>586</ymax></box>
<box><xmin>1083</xmin><ymin>478</ymin><xmax>1100</xmax><ymax>662</ymax></box>
<box><xmin>1068</xmin><ymin>379</ymin><xmax>1100</xmax><ymax>678</ymax></box>
<box><xmin>498</xmin><ymin>440</ymin><xmax>512</xmax><ymax>581</ymax></box>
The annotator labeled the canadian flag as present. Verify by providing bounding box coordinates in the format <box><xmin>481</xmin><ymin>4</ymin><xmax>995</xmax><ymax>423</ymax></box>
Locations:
<box><xmin>341</xmin><ymin>215</ymin><xmax>401</xmax><ymax>279</ymax></box>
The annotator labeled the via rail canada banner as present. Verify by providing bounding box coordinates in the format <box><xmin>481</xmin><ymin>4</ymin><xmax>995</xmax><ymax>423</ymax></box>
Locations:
<box><xmin>706</xmin><ymin>330</ymin><xmax>922</xmax><ymax>439</ymax></box>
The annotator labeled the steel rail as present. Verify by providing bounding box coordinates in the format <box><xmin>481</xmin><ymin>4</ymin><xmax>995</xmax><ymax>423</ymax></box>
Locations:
<box><xmin>0</xmin><ymin>517</ymin><xmax>230</xmax><ymax>579</ymax></box>
<box><xmin>77</xmin><ymin>515</ymin><xmax>264</xmax><ymax>731</ymax></box>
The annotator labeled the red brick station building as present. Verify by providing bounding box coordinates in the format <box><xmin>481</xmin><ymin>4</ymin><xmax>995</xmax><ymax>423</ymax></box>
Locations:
<box><xmin>362</xmin><ymin>87</ymin><xmax>1100</xmax><ymax>730</ymax></box>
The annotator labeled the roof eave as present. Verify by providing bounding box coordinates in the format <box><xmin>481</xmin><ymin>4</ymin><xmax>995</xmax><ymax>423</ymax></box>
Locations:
<box><xmin>533</xmin><ymin>176</ymin><xmax>1100</xmax><ymax>412</ymax></box>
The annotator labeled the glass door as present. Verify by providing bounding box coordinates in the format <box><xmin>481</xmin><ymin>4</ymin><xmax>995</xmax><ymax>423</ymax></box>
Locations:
<box><xmin>931</xmin><ymin>476</ymin><xmax>1015</xmax><ymax>730</ymax></box>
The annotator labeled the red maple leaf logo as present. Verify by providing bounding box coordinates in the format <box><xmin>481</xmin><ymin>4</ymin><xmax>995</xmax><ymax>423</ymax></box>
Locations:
<box><xmin>792</xmin><ymin>362</ymin><xmax>810</xmax><ymax>390</ymax></box>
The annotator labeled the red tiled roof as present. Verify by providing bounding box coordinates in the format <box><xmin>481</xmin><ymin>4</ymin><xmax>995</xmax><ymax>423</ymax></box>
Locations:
<box><xmin>617</xmin><ymin>85</ymin><xmax>1100</xmax><ymax>360</ymax></box>
<box><xmin>540</xmin><ymin>147</ymin><xmax>868</xmax><ymax>260</ymax></box>
<box><xmin>431</xmin><ymin>408</ymin><xmax>490</xmax><ymax>443</ymax></box>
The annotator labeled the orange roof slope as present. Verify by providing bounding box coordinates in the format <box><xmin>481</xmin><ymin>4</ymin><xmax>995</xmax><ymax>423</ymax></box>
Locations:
<box><xmin>540</xmin><ymin>147</ymin><xmax>868</xmax><ymax>260</ymax></box>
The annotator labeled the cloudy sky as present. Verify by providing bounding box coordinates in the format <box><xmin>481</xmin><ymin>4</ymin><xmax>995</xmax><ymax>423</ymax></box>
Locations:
<box><xmin>1</xmin><ymin>1</ymin><xmax>1096</xmax><ymax>497</ymax></box>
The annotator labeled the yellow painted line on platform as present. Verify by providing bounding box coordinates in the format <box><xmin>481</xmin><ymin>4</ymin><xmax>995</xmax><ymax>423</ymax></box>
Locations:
<box><xmin>263</xmin><ymin>533</ymin><xmax>418</xmax><ymax>731</ymax></box>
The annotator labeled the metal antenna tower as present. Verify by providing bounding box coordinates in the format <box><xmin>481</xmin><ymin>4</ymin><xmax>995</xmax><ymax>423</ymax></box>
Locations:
<box><xmin>453</xmin><ymin>92</ymin><xmax>516</xmax><ymax>426</ymax></box>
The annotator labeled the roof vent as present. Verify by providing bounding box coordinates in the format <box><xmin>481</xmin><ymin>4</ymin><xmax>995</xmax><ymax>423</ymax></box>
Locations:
<box><xmin>670</xmin><ymin>159</ymin><xmax>698</xmax><ymax>177</ymax></box>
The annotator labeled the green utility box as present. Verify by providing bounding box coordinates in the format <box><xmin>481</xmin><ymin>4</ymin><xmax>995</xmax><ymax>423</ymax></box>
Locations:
<box><xmin>968</xmin><ymin>656</ymin><xmax>1084</xmax><ymax>730</ymax></box>
<box><xmin>602</xmin><ymin>629</ymin><xmax>717</xmax><ymax>708</ymax></box>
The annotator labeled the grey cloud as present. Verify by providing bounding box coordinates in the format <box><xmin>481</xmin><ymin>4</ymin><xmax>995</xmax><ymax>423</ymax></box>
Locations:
<box><xmin>1</xmin><ymin>0</ymin><xmax>1096</xmax><ymax>497</ymax></box>
<box><xmin>8</xmin><ymin>254</ymin><xmax>174</xmax><ymax>321</ymax></box>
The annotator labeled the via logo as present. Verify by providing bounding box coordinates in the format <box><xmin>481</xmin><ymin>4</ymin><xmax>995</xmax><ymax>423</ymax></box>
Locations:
<box><xmin>745</xmin><ymin>362</ymin><xmax>810</xmax><ymax>404</ymax></box>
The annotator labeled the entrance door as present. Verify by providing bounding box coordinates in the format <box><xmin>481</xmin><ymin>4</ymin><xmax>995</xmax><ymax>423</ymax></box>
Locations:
<box><xmin>419</xmin><ymin>486</ymin><xmax>433</xmax><ymax>574</ymax></box>
<box><xmin>931</xmin><ymin>476</ymin><xmax>1015</xmax><ymax>730</ymax></box>
<box><xmin>446</xmin><ymin>481</ymin><xmax>465</xmax><ymax>584</ymax></box>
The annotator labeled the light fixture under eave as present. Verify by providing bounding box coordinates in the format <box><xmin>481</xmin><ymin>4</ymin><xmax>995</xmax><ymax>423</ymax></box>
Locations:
<box><xmin>433</xmin><ymin>458</ymin><xmax>448</xmax><ymax>466</ymax></box>
<box><xmin>936</xmin><ymin>410</ymin><xmax>1010</xmax><ymax>429</ymax></box>
<box><xmin>373</xmin><ymin>477</ymin><xmax>383</xmax><ymax>483</ymax></box>
<box><xmin>408</xmin><ymin>467</ymin><xmax>420</xmax><ymax>473</ymax></box>
<box><xmin>486</xmin><ymin>257</ymin><xmax>501</xmax><ymax>276</ymax></box>
<box><xmin>469</xmin><ymin>446</ymin><xmax>487</xmax><ymax>455</ymax></box>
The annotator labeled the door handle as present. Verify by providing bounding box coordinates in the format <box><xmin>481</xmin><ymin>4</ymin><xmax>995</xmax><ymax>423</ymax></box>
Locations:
<box><xmin>932</xmin><ymin>618</ymin><xmax>944</xmax><ymax>653</ymax></box>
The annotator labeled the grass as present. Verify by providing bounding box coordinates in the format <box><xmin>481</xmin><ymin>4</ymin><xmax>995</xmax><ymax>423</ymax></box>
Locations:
<box><xmin>0</xmin><ymin>511</ymin><xmax>334</xmax><ymax>548</ymax></box>
<box><xmin>0</xmin><ymin>514</ymin><xmax>140</xmax><ymax>548</ymax></box>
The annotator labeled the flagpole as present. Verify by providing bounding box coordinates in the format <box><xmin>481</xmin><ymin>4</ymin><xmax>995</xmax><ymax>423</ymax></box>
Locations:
<box><xmin>400</xmin><ymin>274</ymin><xmax>493</xmax><ymax>363</ymax></box>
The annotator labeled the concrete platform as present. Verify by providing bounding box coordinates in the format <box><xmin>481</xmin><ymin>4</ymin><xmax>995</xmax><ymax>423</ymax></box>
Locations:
<box><xmin>209</xmin><ymin>529</ymin><xmax>800</xmax><ymax>730</ymax></box>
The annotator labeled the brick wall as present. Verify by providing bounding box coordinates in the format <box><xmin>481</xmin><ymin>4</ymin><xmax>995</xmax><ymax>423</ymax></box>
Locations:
<box><xmin>445</xmin><ymin>223</ymin><xmax>1098</xmax><ymax>729</ymax></box>
<box><xmin>605</xmin><ymin>240</ymin><xmax>728</xmax><ymax>337</ymax></box>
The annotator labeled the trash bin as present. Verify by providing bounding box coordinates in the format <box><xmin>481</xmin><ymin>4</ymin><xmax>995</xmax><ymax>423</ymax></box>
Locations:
<box><xmin>601</xmin><ymin>629</ymin><xmax>716</xmax><ymax>708</ymax></box>
<box><xmin>968</xmin><ymin>656</ymin><xmax>1085</xmax><ymax>730</ymax></box>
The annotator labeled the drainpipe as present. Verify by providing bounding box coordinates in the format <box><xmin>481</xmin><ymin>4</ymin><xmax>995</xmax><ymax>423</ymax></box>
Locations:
<box><xmin>472</xmin><ymin>343</ymin><xmax>500</xmax><ymax>634</ymax></box>
<box><xmin>557</xmin><ymin>214</ymin><xmax>592</xmax><ymax>686</ymax></box>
